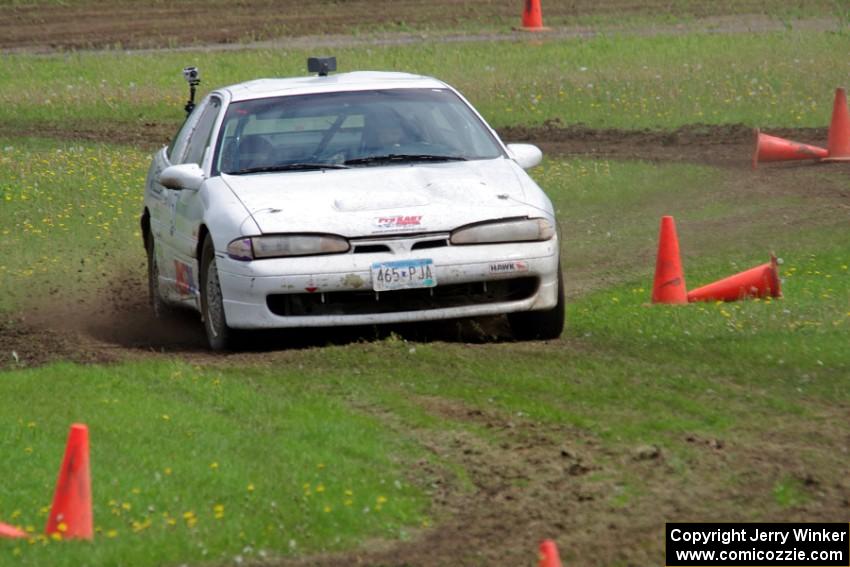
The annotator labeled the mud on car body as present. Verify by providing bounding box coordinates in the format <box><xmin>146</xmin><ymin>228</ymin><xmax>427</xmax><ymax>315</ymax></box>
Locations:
<box><xmin>142</xmin><ymin>58</ymin><xmax>564</xmax><ymax>350</ymax></box>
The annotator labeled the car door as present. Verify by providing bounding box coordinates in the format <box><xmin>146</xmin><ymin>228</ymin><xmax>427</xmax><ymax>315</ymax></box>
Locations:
<box><xmin>147</xmin><ymin>105</ymin><xmax>202</xmax><ymax>306</ymax></box>
<box><xmin>164</xmin><ymin>96</ymin><xmax>223</xmax><ymax>306</ymax></box>
<box><xmin>156</xmin><ymin>95</ymin><xmax>222</xmax><ymax>305</ymax></box>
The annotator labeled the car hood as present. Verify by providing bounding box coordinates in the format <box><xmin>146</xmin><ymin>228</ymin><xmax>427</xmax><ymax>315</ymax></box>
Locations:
<box><xmin>221</xmin><ymin>159</ymin><xmax>533</xmax><ymax>237</ymax></box>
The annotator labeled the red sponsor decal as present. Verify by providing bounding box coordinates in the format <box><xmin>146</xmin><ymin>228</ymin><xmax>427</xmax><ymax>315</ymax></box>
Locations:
<box><xmin>375</xmin><ymin>215</ymin><xmax>423</xmax><ymax>229</ymax></box>
<box><xmin>174</xmin><ymin>261</ymin><xmax>196</xmax><ymax>294</ymax></box>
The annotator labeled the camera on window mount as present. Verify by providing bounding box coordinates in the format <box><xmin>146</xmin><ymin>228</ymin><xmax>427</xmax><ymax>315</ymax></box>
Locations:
<box><xmin>182</xmin><ymin>66</ymin><xmax>201</xmax><ymax>117</ymax></box>
<box><xmin>183</xmin><ymin>66</ymin><xmax>200</xmax><ymax>85</ymax></box>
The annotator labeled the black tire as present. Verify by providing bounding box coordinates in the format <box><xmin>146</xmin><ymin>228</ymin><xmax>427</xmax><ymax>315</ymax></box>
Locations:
<box><xmin>508</xmin><ymin>265</ymin><xmax>565</xmax><ymax>340</ymax></box>
<box><xmin>200</xmin><ymin>235</ymin><xmax>237</xmax><ymax>351</ymax></box>
<box><xmin>146</xmin><ymin>236</ymin><xmax>170</xmax><ymax>318</ymax></box>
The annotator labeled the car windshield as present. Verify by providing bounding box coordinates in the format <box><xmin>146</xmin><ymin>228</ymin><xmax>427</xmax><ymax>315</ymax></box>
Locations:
<box><xmin>214</xmin><ymin>88</ymin><xmax>504</xmax><ymax>175</ymax></box>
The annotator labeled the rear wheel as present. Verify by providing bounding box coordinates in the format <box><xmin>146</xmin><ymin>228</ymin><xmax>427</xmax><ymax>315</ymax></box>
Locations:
<box><xmin>146</xmin><ymin>236</ymin><xmax>170</xmax><ymax>318</ymax></box>
<box><xmin>200</xmin><ymin>235</ymin><xmax>237</xmax><ymax>351</ymax></box>
<box><xmin>508</xmin><ymin>265</ymin><xmax>565</xmax><ymax>340</ymax></box>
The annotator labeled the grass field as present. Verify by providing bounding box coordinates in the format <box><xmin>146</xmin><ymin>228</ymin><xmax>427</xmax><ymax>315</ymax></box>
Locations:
<box><xmin>1</xmin><ymin>361</ymin><xmax>427</xmax><ymax>565</ymax></box>
<box><xmin>0</xmin><ymin>0</ymin><xmax>845</xmax><ymax>52</ymax></box>
<box><xmin>2</xmin><ymin>30</ymin><xmax>850</xmax><ymax>136</ymax></box>
<box><xmin>1</xmin><ymin>9</ymin><xmax>849</xmax><ymax>567</ymax></box>
<box><xmin>0</xmin><ymin>140</ymin><xmax>146</xmax><ymax>310</ymax></box>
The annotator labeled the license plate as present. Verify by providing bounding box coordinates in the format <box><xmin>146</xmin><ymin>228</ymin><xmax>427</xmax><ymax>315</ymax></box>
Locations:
<box><xmin>371</xmin><ymin>259</ymin><xmax>436</xmax><ymax>291</ymax></box>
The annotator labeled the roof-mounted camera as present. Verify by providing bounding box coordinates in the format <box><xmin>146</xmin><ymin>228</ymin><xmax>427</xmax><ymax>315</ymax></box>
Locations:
<box><xmin>308</xmin><ymin>57</ymin><xmax>337</xmax><ymax>77</ymax></box>
<box><xmin>182</xmin><ymin>66</ymin><xmax>201</xmax><ymax>117</ymax></box>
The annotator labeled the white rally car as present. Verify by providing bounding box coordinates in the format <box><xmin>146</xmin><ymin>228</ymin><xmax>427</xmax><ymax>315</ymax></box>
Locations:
<box><xmin>142</xmin><ymin>58</ymin><xmax>563</xmax><ymax>350</ymax></box>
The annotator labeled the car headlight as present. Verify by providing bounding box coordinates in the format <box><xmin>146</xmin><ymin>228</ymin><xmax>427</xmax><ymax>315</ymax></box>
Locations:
<box><xmin>450</xmin><ymin>218</ymin><xmax>555</xmax><ymax>245</ymax></box>
<box><xmin>227</xmin><ymin>234</ymin><xmax>350</xmax><ymax>260</ymax></box>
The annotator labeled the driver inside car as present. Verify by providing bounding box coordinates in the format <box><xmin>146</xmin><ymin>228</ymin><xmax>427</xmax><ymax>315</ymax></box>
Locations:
<box><xmin>361</xmin><ymin>110</ymin><xmax>414</xmax><ymax>154</ymax></box>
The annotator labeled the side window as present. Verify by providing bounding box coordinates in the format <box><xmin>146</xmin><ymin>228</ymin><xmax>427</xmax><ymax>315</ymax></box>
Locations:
<box><xmin>168</xmin><ymin>106</ymin><xmax>202</xmax><ymax>164</ymax></box>
<box><xmin>182</xmin><ymin>97</ymin><xmax>222</xmax><ymax>167</ymax></box>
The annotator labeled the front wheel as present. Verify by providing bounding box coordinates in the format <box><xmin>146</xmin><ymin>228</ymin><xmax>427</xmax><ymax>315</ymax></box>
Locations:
<box><xmin>508</xmin><ymin>265</ymin><xmax>565</xmax><ymax>340</ymax></box>
<box><xmin>200</xmin><ymin>235</ymin><xmax>238</xmax><ymax>351</ymax></box>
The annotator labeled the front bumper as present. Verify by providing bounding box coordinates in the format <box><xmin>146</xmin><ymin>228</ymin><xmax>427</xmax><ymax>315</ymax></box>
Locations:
<box><xmin>217</xmin><ymin>238</ymin><xmax>560</xmax><ymax>329</ymax></box>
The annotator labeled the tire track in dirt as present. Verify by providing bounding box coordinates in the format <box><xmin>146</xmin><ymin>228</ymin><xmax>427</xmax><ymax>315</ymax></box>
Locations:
<box><xmin>3</xmin><ymin>5</ymin><xmax>849</xmax><ymax>565</ymax></box>
<box><xmin>2</xmin><ymin>125</ymin><xmax>848</xmax><ymax>563</ymax></box>
<box><xmin>2</xmin><ymin>123</ymin><xmax>847</xmax><ymax>369</ymax></box>
<box><xmin>0</xmin><ymin>0</ymin><xmax>841</xmax><ymax>55</ymax></box>
<box><xmin>273</xmin><ymin>396</ymin><xmax>659</xmax><ymax>566</ymax></box>
<box><xmin>0</xmin><ymin>119</ymin><xmax>831</xmax><ymax>165</ymax></box>
<box><xmin>501</xmin><ymin>122</ymin><xmax>830</xmax><ymax>169</ymax></box>
<box><xmin>269</xmin><ymin>394</ymin><xmax>850</xmax><ymax>566</ymax></box>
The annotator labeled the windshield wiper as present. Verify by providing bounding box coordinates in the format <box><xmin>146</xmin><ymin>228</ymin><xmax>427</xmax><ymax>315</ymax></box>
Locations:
<box><xmin>226</xmin><ymin>163</ymin><xmax>350</xmax><ymax>175</ymax></box>
<box><xmin>344</xmin><ymin>154</ymin><xmax>468</xmax><ymax>166</ymax></box>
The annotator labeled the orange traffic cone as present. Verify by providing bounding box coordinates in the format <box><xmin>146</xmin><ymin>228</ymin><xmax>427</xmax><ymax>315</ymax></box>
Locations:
<box><xmin>823</xmin><ymin>87</ymin><xmax>850</xmax><ymax>161</ymax></box>
<box><xmin>45</xmin><ymin>424</ymin><xmax>93</xmax><ymax>540</ymax></box>
<box><xmin>652</xmin><ymin>216</ymin><xmax>688</xmax><ymax>304</ymax></box>
<box><xmin>539</xmin><ymin>539</ymin><xmax>563</xmax><ymax>567</ymax></box>
<box><xmin>752</xmin><ymin>128</ymin><xmax>827</xmax><ymax>169</ymax></box>
<box><xmin>687</xmin><ymin>255</ymin><xmax>781</xmax><ymax>303</ymax></box>
<box><xmin>520</xmin><ymin>0</ymin><xmax>549</xmax><ymax>31</ymax></box>
<box><xmin>0</xmin><ymin>522</ymin><xmax>27</xmax><ymax>539</ymax></box>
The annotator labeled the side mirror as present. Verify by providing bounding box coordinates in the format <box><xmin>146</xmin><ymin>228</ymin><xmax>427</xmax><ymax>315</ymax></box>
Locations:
<box><xmin>158</xmin><ymin>163</ymin><xmax>205</xmax><ymax>191</ymax></box>
<box><xmin>506</xmin><ymin>143</ymin><xmax>543</xmax><ymax>170</ymax></box>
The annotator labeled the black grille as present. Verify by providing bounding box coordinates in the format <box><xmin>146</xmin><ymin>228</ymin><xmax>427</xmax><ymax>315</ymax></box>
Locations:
<box><xmin>353</xmin><ymin>244</ymin><xmax>391</xmax><ymax>254</ymax></box>
<box><xmin>267</xmin><ymin>277</ymin><xmax>538</xmax><ymax>316</ymax></box>
<box><xmin>411</xmin><ymin>239</ymin><xmax>448</xmax><ymax>250</ymax></box>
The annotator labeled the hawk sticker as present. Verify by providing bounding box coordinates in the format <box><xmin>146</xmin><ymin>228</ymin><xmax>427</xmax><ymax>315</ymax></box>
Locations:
<box><xmin>488</xmin><ymin>260</ymin><xmax>529</xmax><ymax>275</ymax></box>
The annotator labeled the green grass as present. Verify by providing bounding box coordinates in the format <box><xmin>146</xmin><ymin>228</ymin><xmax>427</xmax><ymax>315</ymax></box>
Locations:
<box><xmin>570</xmin><ymin>247</ymin><xmax>850</xmax><ymax>395</ymax></box>
<box><xmin>3</xmin><ymin>138</ymin><xmax>847</xmax><ymax>410</ymax></box>
<box><xmin>1</xmin><ymin>30</ymin><xmax>850</xmax><ymax>134</ymax></box>
<box><xmin>3</xmin><ymin>300</ymin><xmax>844</xmax><ymax>563</ymax></box>
<box><xmin>772</xmin><ymin>477</ymin><xmax>811</xmax><ymax>508</ymax></box>
<box><xmin>2</xmin><ymin>137</ymin><xmax>848</xmax><ymax>563</ymax></box>
<box><xmin>3</xmin><ymin>20</ymin><xmax>850</xmax><ymax>562</ymax></box>
<box><xmin>0</xmin><ymin>139</ymin><xmax>148</xmax><ymax>310</ymax></box>
<box><xmin>534</xmin><ymin>156</ymin><xmax>849</xmax><ymax>292</ymax></box>
<box><xmin>0</xmin><ymin>360</ymin><xmax>427</xmax><ymax>566</ymax></box>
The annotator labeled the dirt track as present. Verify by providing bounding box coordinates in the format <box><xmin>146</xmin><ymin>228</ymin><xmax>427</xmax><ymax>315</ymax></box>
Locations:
<box><xmin>3</xmin><ymin>3</ymin><xmax>850</xmax><ymax>565</ymax></box>
<box><xmin>5</xmin><ymin>120</ymin><xmax>845</xmax><ymax>364</ymax></box>
<box><xmin>3</xmin><ymin>123</ymin><xmax>849</xmax><ymax>566</ymax></box>
<box><xmin>1</xmin><ymin>0</ymin><xmax>840</xmax><ymax>53</ymax></box>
